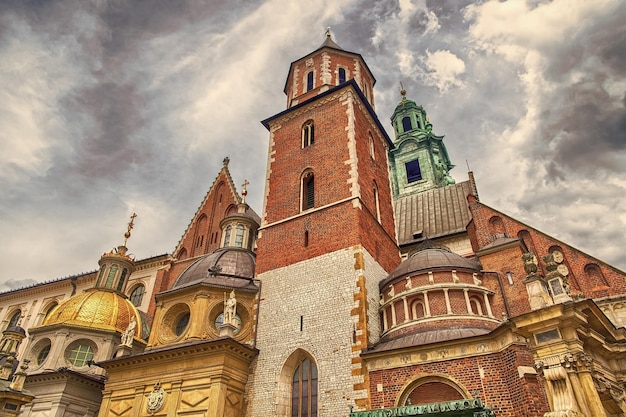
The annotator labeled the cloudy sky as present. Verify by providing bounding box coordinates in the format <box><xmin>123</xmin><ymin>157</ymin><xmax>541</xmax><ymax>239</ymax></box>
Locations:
<box><xmin>1</xmin><ymin>0</ymin><xmax>625</xmax><ymax>291</ymax></box>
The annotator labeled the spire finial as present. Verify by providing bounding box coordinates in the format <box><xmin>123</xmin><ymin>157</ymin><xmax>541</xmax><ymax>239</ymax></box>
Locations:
<box><xmin>325</xmin><ymin>27</ymin><xmax>332</xmax><ymax>38</ymax></box>
<box><xmin>123</xmin><ymin>212</ymin><xmax>137</xmax><ymax>247</ymax></box>
<box><xmin>400</xmin><ymin>82</ymin><xmax>407</xmax><ymax>103</ymax></box>
<box><xmin>241</xmin><ymin>179</ymin><xmax>249</xmax><ymax>204</ymax></box>
<box><xmin>223</xmin><ymin>156</ymin><xmax>230</xmax><ymax>166</ymax></box>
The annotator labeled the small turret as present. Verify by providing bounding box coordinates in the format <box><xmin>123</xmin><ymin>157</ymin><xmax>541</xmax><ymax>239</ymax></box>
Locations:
<box><xmin>388</xmin><ymin>89</ymin><xmax>455</xmax><ymax>199</ymax></box>
<box><xmin>94</xmin><ymin>213</ymin><xmax>137</xmax><ymax>293</ymax></box>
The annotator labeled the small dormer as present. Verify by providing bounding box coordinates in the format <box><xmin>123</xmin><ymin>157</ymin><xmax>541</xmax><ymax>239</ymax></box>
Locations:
<box><xmin>283</xmin><ymin>29</ymin><xmax>376</xmax><ymax>109</ymax></box>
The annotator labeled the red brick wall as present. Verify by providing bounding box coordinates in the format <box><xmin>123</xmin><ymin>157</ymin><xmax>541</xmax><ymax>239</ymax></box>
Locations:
<box><xmin>176</xmin><ymin>171</ymin><xmax>239</xmax><ymax>260</ymax></box>
<box><xmin>286</xmin><ymin>49</ymin><xmax>375</xmax><ymax>108</ymax></box>
<box><xmin>367</xmin><ymin>343</ymin><xmax>550</xmax><ymax>417</ymax></box>
<box><xmin>257</xmin><ymin>88</ymin><xmax>399</xmax><ymax>274</ymax></box>
<box><xmin>468</xmin><ymin>196</ymin><xmax>626</xmax><ymax>301</ymax></box>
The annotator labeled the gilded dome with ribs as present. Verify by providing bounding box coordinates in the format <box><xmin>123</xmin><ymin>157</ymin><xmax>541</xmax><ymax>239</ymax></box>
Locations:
<box><xmin>44</xmin><ymin>288</ymin><xmax>141</xmax><ymax>336</ymax></box>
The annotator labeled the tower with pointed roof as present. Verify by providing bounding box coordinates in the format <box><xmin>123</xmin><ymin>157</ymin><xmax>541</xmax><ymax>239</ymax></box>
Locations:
<box><xmin>247</xmin><ymin>31</ymin><xmax>400</xmax><ymax>416</ymax></box>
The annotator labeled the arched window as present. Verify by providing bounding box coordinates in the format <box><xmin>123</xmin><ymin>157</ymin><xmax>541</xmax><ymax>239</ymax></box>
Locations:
<box><xmin>129</xmin><ymin>285</ymin><xmax>146</xmax><ymax>307</ymax></box>
<box><xmin>368</xmin><ymin>133</ymin><xmax>375</xmax><ymax>159</ymax></box>
<box><xmin>412</xmin><ymin>301</ymin><xmax>425</xmax><ymax>319</ymax></box>
<box><xmin>585</xmin><ymin>264</ymin><xmax>608</xmax><ymax>288</ymax></box>
<box><xmin>302</xmin><ymin>121</ymin><xmax>314</xmax><ymax>148</ymax></box>
<box><xmin>338</xmin><ymin>67</ymin><xmax>346</xmax><ymax>84</ymax></box>
<box><xmin>402</xmin><ymin>116</ymin><xmax>412</xmax><ymax>132</ymax></box>
<box><xmin>401</xmin><ymin>378</ymin><xmax>465</xmax><ymax>406</ymax></box>
<box><xmin>307</xmin><ymin>71</ymin><xmax>314</xmax><ymax>91</ymax></box>
<box><xmin>489</xmin><ymin>216</ymin><xmax>506</xmax><ymax>237</ymax></box>
<box><xmin>177</xmin><ymin>248</ymin><xmax>188</xmax><ymax>260</ymax></box>
<box><xmin>234</xmin><ymin>224</ymin><xmax>245</xmax><ymax>247</ymax></box>
<box><xmin>223</xmin><ymin>225</ymin><xmax>232</xmax><ymax>247</ymax></box>
<box><xmin>302</xmin><ymin>171</ymin><xmax>315</xmax><ymax>211</ymax></box>
<box><xmin>42</xmin><ymin>302</ymin><xmax>58</xmax><ymax>323</ymax></box>
<box><xmin>517</xmin><ymin>230</ymin><xmax>536</xmax><ymax>255</ymax></box>
<box><xmin>292</xmin><ymin>357</ymin><xmax>318</xmax><ymax>417</ymax></box>
<box><xmin>373</xmin><ymin>181</ymin><xmax>381</xmax><ymax>223</ymax></box>
<box><xmin>469</xmin><ymin>297</ymin><xmax>483</xmax><ymax>315</ymax></box>
<box><xmin>104</xmin><ymin>265</ymin><xmax>118</xmax><ymax>289</ymax></box>
<box><xmin>6</xmin><ymin>310</ymin><xmax>21</xmax><ymax>329</ymax></box>
<box><xmin>116</xmin><ymin>268</ymin><xmax>128</xmax><ymax>292</ymax></box>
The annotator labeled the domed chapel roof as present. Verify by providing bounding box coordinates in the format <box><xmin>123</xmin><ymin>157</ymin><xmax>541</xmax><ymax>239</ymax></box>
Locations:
<box><xmin>381</xmin><ymin>248</ymin><xmax>480</xmax><ymax>289</ymax></box>
<box><xmin>44</xmin><ymin>288</ymin><xmax>141</xmax><ymax>336</ymax></box>
<box><xmin>172</xmin><ymin>247</ymin><xmax>257</xmax><ymax>291</ymax></box>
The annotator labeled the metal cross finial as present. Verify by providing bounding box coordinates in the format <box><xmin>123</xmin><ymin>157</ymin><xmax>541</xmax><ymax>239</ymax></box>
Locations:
<box><xmin>241</xmin><ymin>179</ymin><xmax>250</xmax><ymax>204</ymax></box>
<box><xmin>325</xmin><ymin>27</ymin><xmax>331</xmax><ymax>38</ymax></box>
<box><xmin>123</xmin><ymin>212</ymin><xmax>137</xmax><ymax>246</ymax></box>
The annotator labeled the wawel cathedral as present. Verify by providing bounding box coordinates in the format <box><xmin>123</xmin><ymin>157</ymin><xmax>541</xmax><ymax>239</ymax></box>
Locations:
<box><xmin>1</xmin><ymin>33</ymin><xmax>626</xmax><ymax>417</ymax></box>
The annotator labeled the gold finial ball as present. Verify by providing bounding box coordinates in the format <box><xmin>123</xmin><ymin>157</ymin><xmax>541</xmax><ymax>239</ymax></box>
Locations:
<box><xmin>124</xmin><ymin>231</ymin><xmax>131</xmax><ymax>239</ymax></box>
<box><xmin>400</xmin><ymin>88</ymin><xmax>406</xmax><ymax>97</ymax></box>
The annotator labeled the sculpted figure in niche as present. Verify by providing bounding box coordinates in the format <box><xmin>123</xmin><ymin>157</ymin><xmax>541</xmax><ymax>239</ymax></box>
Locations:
<box><xmin>224</xmin><ymin>290</ymin><xmax>237</xmax><ymax>326</ymax></box>
<box><xmin>121</xmin><ymin>316</ymin><xmax>136</xmax><ymax>347</ymax></box>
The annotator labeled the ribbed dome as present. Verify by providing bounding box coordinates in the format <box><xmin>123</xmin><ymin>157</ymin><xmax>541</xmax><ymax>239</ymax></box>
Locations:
<box><xmin>44</xmin><ymin>288</ymin><xmax>141</xmax><ymax>337</ymax></box>
<box><xmin>381</xmin><ymin>248</ymin><xmax>479</xmax><ymax>289</ymax></box>
<box><xmin>172</xmin><ymin>248</ymin><xmax>257</xmax><ymax>290</ymax></box>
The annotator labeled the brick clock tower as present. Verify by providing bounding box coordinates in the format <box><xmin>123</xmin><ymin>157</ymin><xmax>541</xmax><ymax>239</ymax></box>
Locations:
<box><xmin>246</xmin><ymin>32</ymin><xmax>400</xmax><ymax>417</ymax></box>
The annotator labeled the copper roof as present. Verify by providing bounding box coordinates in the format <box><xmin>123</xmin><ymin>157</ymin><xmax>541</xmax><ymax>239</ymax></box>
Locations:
<box><xmin>394</xmin><ymin>181</ymin><xmax>473</xmax><ymax>246</ymax></box>
<box><xmin>380</xmin><ymin>248</ymin><xmax>480</xmax><ymax>289</ymax></box>
<box><xmin>365</xmin><ymin>327</ymin><xmax>492</xmax><ymax>354</ymax></box>
<box><xmin>172</xmin><ymin>248</ymin><xmax>257</xmax><ymax>291</ymax></box>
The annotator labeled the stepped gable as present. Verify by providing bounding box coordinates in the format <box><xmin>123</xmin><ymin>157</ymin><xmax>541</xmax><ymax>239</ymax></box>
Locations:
<box><xmin>394</xmin><ymin>180</ymin><xmax>473</xmax><ymax>246</ymax></box>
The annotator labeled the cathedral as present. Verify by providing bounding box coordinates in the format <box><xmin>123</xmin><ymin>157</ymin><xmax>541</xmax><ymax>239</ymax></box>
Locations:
<box><xmin>1</xmin><ymin>32</ymin><xmax>626</xmax><ymax>417</ymax></box>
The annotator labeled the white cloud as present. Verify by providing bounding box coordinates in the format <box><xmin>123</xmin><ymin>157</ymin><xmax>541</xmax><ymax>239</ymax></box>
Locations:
<box><xmin>421</xmin><ymin>50</ymin><xmax>466</xmax><ymax>93</ymax></box>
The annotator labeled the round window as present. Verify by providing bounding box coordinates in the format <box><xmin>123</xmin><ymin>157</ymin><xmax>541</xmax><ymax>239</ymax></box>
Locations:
<box><xmin>175</xmin><ymin>312</ymin><xmax>190</xmax><ymax>336</ymax></box>
<box><xmin>67</xmin><ymin>343</ymin><xmax>95</xmax><ymax>367</ymax></box>
<box><xmin>37</xmin><ymin>343</ymin><xmax>51</xmax><ymax>366</ymax></box>
<box><xmin>215</xmin><ymin>313</ymin><xmax>242</xmax><ymax>335</ymax></box>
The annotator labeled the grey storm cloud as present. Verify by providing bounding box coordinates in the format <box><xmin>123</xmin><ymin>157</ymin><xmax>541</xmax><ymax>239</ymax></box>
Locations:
<box><xmin>1</xmin><ymin>0</ymin><xmax>626</xmax><ymax>288</ymax></box>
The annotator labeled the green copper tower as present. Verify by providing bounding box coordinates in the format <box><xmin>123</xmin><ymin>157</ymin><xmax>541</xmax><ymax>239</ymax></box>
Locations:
<box><xmin>388</xmin><ymin>88</ymin><xmax>455</xmax><ymax>199</ymax></box>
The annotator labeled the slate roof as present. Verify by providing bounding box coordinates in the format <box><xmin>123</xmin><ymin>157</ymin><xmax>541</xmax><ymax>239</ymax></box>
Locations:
<box><xmin>394</xmin><ymin>181</ymin><xmax>473</xmax><ymax>246</ymax></box>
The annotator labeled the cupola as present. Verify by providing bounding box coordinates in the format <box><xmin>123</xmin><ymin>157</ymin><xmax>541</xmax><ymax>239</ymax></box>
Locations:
<box><xmin>219</xmin><ymin>180</ymin><xmax>259</xmax><ymax>251</ymax></box>
<box><xmin>95</xmin><ymin>213</ymin><xmax>137</xmax><ymax>293</ymax></box>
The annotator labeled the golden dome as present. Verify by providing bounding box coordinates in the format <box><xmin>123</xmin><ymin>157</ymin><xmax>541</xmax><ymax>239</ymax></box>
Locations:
<box><xmin>44</xmin><ymin>289</ymin><xmax>141</xmax><ymax>337</ymax></box>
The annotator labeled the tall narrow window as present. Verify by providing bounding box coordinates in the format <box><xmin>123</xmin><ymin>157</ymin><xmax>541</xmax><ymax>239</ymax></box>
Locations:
<box><xmin>405</xmin><ymin>159</ymin><xmax>422</xmax><ymax>183</ymax></box>
<box><xmin>307</xmin><ymin>72</ymin><xmax>314</xmax><ymax>91</ymax></box>
<box><xmin>368</xmin><ymin>133</ymin><xmax>375</xmax><ymax>159</ymax></box>
<box><xmin>291</xmin><ymin>357</ymin><xmax>318</xmax><ymax>417</ymax></box>
<box><xmin>105</xmin><ymin>265</ymin><xmax>118</xmax><ymax>289</ymax></box>
<box><xmin>223</xmin><ymin>225</ymin><xmax>232</xmax><ymax>247</ymax></box>
<box><xmin>302</xmin><ymin>121</ymin><xmax>314</xmax><ymax>148</ymax></box>
<box><xmin>234</xmin><ymin>225</ymin><xmax>245</xmax><ymax>247</ymax></box>
<box><xmin>116</xmin><ymin>268</ymin><xmax>128</xmax><ymax>292</ymax></box>
<box><xmin>338</xmin><ymin>67</ymin><xmax>346</xmax><ymax>84</ymax></box>
<box><xmin>302</xmin><ymin>171</ymin><xmax>315</xmax><ymax>211</ymax></box>
<box><xmin>402</xmin><ymin>116</ymin><xmax>412</xmax><ymax>132</ymax></box>
<box><xmin>304</xmin><ymin>231</ymin><xmax>309</xmax><ymax>247</ymax></box>
<box><xmin>130</xmin><ymin>285</ymin><xmax>145</xmax><ymax>307</ymax></box>
<box><xmin>373</xmin><ymin>182</ymin><xmax>381</xmax><ymax>223</ymax></box>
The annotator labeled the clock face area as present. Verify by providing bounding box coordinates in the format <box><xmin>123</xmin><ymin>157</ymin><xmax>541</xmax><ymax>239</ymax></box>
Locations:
<box><xmin>215</xmin><ymin>313</ymin><xmax>242</xmax><ymax>334</ymax></box>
